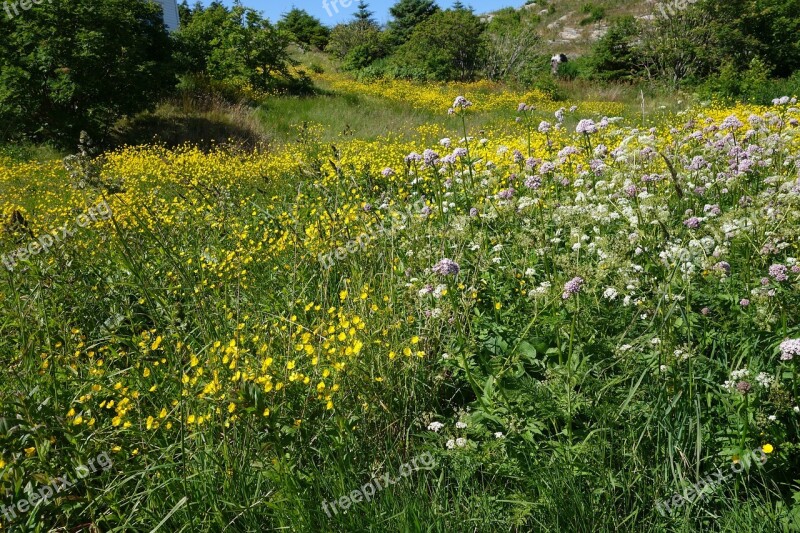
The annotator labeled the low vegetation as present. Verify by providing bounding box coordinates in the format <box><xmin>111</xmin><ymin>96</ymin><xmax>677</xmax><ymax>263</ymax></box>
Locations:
<box><xmin>0</xmin><ymin>0</ymin><xmax>799</xmax><ymax>531</ymax></box>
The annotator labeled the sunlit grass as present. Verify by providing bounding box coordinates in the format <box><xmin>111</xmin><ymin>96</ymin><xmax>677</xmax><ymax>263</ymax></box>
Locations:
<box><xmin>0</xmin><ymin>82</ymin><xmax>798</xmax><ymax>531</ymax></box>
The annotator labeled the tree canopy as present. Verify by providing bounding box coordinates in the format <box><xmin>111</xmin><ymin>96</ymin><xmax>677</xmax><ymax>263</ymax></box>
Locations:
<box><xmin>0</xmin><ymin>0</ymin><xmax>175</xmax><ymax>144</ymax></box>
<box><xmin>277</xmin><ymin>8</ymin><xmax>330</xmax><ymax>50</ymax></box>
<box><xmin>175</xmin><ymin>3</ymin><xmax>303</xmax><ymax>94</ymax></box>
<box><xmin>387</xmin><ymin>0</ymin><xmax>439</xmax><ymax>46</ymax></box>
<box><xmin>392</xmin><ymin>9</ymin><xmax>486</xmax><ymax>81</ymax></box>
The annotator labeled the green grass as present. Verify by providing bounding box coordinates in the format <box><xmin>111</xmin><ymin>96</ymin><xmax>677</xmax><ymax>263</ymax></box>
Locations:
<box><xmin>1</xmin><ymin>67</ymin><xmax>799</xmax><ymax>532</ymax></box>
<box><xmin>257</xmin><ymin>92</ymin><xmax>439</xmax><ymax>143</ymax></box>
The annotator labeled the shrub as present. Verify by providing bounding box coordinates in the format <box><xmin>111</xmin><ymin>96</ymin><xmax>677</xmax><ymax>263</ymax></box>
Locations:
<box><xmin>534</xmin><ymin>76</ymin><xmax>567</xmax><ymax>100</ymax></box>
<box><xmin>176</xmin><ymin>5</ymin><xmax>303</xmax><ymax>95</ymax></box>
<box><xmin>698</xmin><ymin>60</ymin><xmax>800</xmax><ymax>105</ymax></box>
<box><xmin>556</xmin><ymin>60</ymin><xmax>581</xmax><ymax>80</ymax></box>
<box><xmin>484</xmin><ymin>7</ymin><xmax>541</xmax><ymax>83</ymax></box>
<box><xmin>343</xmin><ymin>42</ymin><xmax>387</xmax><ymax>72</ymax></box>
<box><xmin>390</xmin><ymin>9</ymin><xmax>486</xmax><ymax>82</ymax></box>
<box><xmin>277</xmin><ymin>8</ymin><xmax>330</xmax><ymax>50</ymax></box>
<box><xmin>579</xmin><ymin>3</ymin><xmax>605</xmax><ymax>25</ymax></box>
<box><xmin>0</xmin><ymin>0</ymin><xmax>175</xmax><ymax>146</ymax></box>
<box><xmin>327</xmin><ymin>20</ymin><xmax>383</xmax><ymax>60</ymax></box>
<box><xmin>587</xmin><ymin>16</ymin><xmax>642</xmax><ymax>82</ymax></box>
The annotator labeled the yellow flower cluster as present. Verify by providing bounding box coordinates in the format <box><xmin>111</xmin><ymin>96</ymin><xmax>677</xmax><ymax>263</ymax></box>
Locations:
<box><xmin>311</xmin><ymin>71</ymin><xmax>625</xmax><ymax>116</ymax></box>
<box><xmin>1</xmin><ymin>95</ymin><xmax>795</xmax><ymax>453</ymax></box>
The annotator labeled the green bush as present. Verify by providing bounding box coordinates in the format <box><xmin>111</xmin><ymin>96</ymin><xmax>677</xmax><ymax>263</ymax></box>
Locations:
<box><xmin>587</xmin><ymin>16</ymin><xmax>641</xmax><ymax>82</ymax></box>
<box><xmin>356</xmin><ymin>60</ymin><xmax>389</xmax><ymax>81</ymax></box>
<box><xmin>326</xmin><ymin>20</ymin><xmax>383</xmax><ymax>60</ymax></box>
<box><xmin>390</xmin><ymin>9</ymin><xmax>486</xmax><ymax>81</ymax></box>
<box><xmin>176</xmin><ymin>5</ymin><xmax>304</xmax><ymax>96</ymax></box>
<box><xmin>176</xmin><ymin>74</ymin><xmax>258</xmax><ymax>105</ymax></box>
<box><xmin>277</xmin><ymin>8</ymin><xmax>330</xmax><ymax>50</ymax></box>
<box><xmin>637</xmin><ymin>0</ymin><xmax>800</xmax><ymax>86</ymax></box>
<box><xmin>556</xmin><ymin>60</ymin><xmax>581</xmax><ymax>80</ymax></box>
<box><xmin>343</xmin><ymin>42</ymin><xmax>387</xmax><ymax>72</ymax></box>
<box><xmin>699</xmin><ymin>61</ymin><xmax>800</xmax><ymax>105</ymax></box>
<box><xmin>537</xmin><ymin>77</ymin><xmax>567</xmax><ymax>100</ymax></box>
<box><xmin>579</xmin><ymin>3</ymin><xmax>605</xmax><ymax>25</ymax></box>
<box><xmin>0</xmin><ymin>0</ymin><xmax>175</xmax><ymax>146</ymax></box>
<box><xmin>484</xmin><ymin>7</ymin><xmax>541</xmax><ymax>83</ymax></box>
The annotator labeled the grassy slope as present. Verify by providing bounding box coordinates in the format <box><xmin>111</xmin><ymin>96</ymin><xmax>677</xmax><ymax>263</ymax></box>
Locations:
<box><xmin>104</xmin><ymin>39</ymin><xmax>700</xmax><ymax>154</ymax></box>
<box><xmin>2</xmin><ymin>48</ymin><xmax>799</xmax><ymax>533</ymax></box>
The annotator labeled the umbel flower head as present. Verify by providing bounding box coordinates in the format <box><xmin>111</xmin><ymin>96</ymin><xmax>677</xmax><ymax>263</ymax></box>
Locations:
<box><xmin>562</xmin><ymin>277</ymin><xmax>584</xmax><ymax>299</ymax></box>
<box><xmin>405</xmin><ymin>152</ymin><xmax>422</xmax><ymax>164</ymax></box>
<box><xmin>576</xmin><ymin>119</ymin><xmax>597</xmax><ymax>134</ymax></box>
<box><xmin>779</xmin><ymin>339</ymin><xmax>800</xmax><ymax>361</ymax></box>
<box><xmin>452</xmin><ymin>96</ymin><xmax>472</xmax><ymax>109</ymax></box>
<box><xmin>448</xmin><ymin>96</ymin><xmax>473</xmax><ymax>114</ymax></box>
<box><xmin>423</xmin><ymin>149</ymin><xmax>440</xmax><ymax>167</ymax></box>
<box><xmin>769</xmin><ymin>264</ymin><xmax>789</xmax><ymax>282</ymax></box>
<box><xmin>713</xmin><ymin>261</ymin><xmax>731</xmax><ymax>275</ymax></box>
<box><xmin>497</xmin><ymin>188</ymin><xmax>515</xmax><ymax>200</ymax></box>
<box><xmin>683</xmin><ymin>217</ymin><xmax>701</xmax><ymax>229</ymax></box>
<box><xmin>721</xmin><ymin>115</ymin><xmax>744</xmax><ymax>130</ymax></box>
<box><xmin>432</xmin><ymin>258</ymin><xmax>460</xmax><ymax>277</ymax></box>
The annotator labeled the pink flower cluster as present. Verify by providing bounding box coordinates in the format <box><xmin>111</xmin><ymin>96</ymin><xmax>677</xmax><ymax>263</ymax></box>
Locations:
<box><xmin>779</xmin><ymin>339</ymin><xmax>800</xmax><ymax>361</ymax></box>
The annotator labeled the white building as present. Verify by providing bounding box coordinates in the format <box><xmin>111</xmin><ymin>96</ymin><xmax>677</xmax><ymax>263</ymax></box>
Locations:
<box><xmin>152</xmin><ymin>0</ymin><xmax>180</xmax><ymax>31</ymax></box>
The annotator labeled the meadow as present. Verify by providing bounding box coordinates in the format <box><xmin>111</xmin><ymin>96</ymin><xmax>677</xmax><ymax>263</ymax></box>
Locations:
<box><xmin>0</xmin><ymin>78</ymin><xmax>799</xmax><ymax>531</ymax></box>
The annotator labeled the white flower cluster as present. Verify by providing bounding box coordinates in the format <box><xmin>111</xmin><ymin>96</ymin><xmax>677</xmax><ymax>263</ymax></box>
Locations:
<box><xmin>446</xmin><ymin>438</ymin><xmax>468</xmax><ymax>449</ymax></box>
<box><xmin>427</xmin><ymin>421</ymin><xmax>445</xmax><ymax>432</ymax></box>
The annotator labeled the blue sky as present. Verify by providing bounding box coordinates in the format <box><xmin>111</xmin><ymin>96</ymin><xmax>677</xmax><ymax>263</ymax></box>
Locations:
<box><xmin>219</xmin><ymin>0</ymin><xmax>517</xmax><ymax>25</ymax></box>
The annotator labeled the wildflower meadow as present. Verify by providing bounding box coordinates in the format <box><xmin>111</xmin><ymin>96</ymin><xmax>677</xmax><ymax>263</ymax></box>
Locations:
<box><xmin>1</xmin><ymin>81</ymin><xmax>800</xmax><ymax>530</ymax></box>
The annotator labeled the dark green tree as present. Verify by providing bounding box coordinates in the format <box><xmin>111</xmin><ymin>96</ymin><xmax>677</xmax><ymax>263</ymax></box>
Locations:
<box><xmin>327</xmin><ymin>19</ymin><xmax>382</xmax><ymax>59</ymax></box>
<box><xmin>391</xmin><ymin>8</ymin><xmax>486</xmax><ymax>81</ymax></box>
<box><xmin>328</xmin><ymin>2</ymin><xmax>386</xmax><ymax>69</ymax></box>
<box><xmin>638</xmin><ymin>4</ymin><xmax>720</xmax><ymax>86</ymax></box>
<box><xmin>277</xmin><ymin>8</ymin><xmax>330</xmax><ymax>50</ymax></box>
<box><xmin>207</xmin><ymin>7</ymin><xmax>297</xmax><ymax>92</ymax></box>
<box><xmin>705</xmin><ymin>0</ymin><xmax>800</xmax><ymax>77</ymax></box>
<box><xmin>638</xmin><ymin>0</ymin><xmax>800</xmax><ymax>85</ymax></box>
<box><xmin>587</xmin><ymin>16</ymin><xmax>641</xmax><ymax>81</ymax></box>
<box><xmin>173</xmin><ymin>2</ymin><xmax>231</xmax><ymax>75</ymax></box>
<box><xmin>177</xmin><ymin>0</ymin><xmax>195</xmax><ymax>27</ymax></box>
<box><xmin>484</xmin><ymin>7</ymin><xmax>540</xmax><ymax>81</ymax></box>
<box><xmin>387</xmin><ymin>0</ymin><xmax>439</xmax><ymax>46</ymax></box>
<box><xmin>354</xmin><ymin>1</ymin><xmax>375</xmax><ymax>24</ymax></box>
<box><xmin>0</xmin><ymin>0</ymin><xmax>175</xmax><ymax>144</ymax></box>
<box><xmin>175</xmin><ymin>4</ymin><xmax>303</xmax><ymax>93</ymax></box>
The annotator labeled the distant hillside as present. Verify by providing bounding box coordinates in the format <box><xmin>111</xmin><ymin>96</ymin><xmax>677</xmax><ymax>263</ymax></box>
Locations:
<box><xmin>480</xmin><ymin>0</ymin><xmax>657</xmax><ymax>58</ymax></box>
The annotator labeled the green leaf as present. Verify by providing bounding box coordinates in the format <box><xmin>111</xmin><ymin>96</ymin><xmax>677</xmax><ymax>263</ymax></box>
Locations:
<box><xmin>517</xmin><ymin>341</ymin><xmax>538</xmax><ymax>362</ymax></box>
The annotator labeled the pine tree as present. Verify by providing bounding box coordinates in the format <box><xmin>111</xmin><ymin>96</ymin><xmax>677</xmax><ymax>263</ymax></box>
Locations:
<box><xmin>354</xmin><ymin>1</ymin><xmax>375</xmax><ymax>24</ymax></box>
<box><xmin>388</xmin><ymin>0</ymin><xmax>439</xmax><ymax>45</ymax></box>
